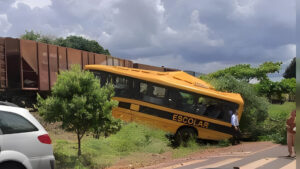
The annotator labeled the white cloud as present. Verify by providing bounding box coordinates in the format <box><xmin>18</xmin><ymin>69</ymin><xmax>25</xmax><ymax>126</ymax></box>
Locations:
<box><xmin>0</xmin><ymin>0</ymin><xmax>295</xmax><ymax>75</ymax></box>
<box><xmin>230</xmin><ymin>0</ymin><xmax>257</xmax><ymax>19</ymax></box>
<box><xmin>12</xmin><ymin>0</ymin><xmax>52</xmax><ymax>9</ymax></box>
<box><xmin>132</xmin><ymin>54</ymin><xmax>232</xmax><ymax>74</ymax></box>
<box><xmin>0</xmin><ymin>14</ymin><xmax>12</xmax><ymax>33</ymax></box>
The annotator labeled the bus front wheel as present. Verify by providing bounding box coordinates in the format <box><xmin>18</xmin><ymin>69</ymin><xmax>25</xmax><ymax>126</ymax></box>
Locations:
<box><xmin>175</xmin><ymin>127</ymin><xmax>197</xmax><ymax>146</ymax></box>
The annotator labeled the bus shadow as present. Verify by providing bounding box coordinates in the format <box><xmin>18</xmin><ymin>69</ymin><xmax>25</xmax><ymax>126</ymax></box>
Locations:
<box><xmin>165</xmin><ymin>134</ymin><xmax>219</xmax><ymax>148</ymax></box>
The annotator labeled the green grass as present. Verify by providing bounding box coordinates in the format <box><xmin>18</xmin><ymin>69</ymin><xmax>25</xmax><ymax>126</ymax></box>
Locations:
<box><xmin>268</xmin><ymin>102</ymin><xmax>295</xmax><ymax>117</ymax></box>
<box><xmin>258</xmin><ymin>102</ymin><xmax>295</xmax><ymax>144</ymax></box>
<box><xmin>54</xmin><ymin>123</ymin><xmax>171</xmax><ymax>169</ymax></box>
<box><xmin>53</xmin><ymin>122</ymin><xmax>223</xmax><ymax>169</ymax></box>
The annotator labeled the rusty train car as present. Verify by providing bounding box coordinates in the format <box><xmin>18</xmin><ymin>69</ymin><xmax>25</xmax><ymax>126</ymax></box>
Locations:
<box><xmin>0</xmin><ymin>37</ymin><xmax>177</xmax><ymax>106</ymax></box>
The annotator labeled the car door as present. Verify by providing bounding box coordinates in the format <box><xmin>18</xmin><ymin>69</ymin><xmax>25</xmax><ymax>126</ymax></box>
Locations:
<box><xmin>0</xmin><ymin>110</ymin><xmax>39</xmax><ymax>157</ymax></box>
<box><xmin>0</xmin><ymin>128</ymin><xmax>3</xmax><ymax>153</ymax></box>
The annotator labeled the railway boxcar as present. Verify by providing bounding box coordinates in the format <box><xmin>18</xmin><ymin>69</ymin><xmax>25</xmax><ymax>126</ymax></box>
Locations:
<box><xmin>0</xmin><ymin>37</ymin><xmax>134</xmax><ymax>92</ymax></box>
<box><xmin>0</xmin><ymin>37</ymin><xmax>176</xmax><ymax>106</ymax></box>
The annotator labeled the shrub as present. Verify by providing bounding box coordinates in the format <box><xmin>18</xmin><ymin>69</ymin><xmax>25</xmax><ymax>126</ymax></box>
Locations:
<box><xmin>201</xmin><ymin>74</ymin><xmax>269</xmax><ymax>139</ymax></box>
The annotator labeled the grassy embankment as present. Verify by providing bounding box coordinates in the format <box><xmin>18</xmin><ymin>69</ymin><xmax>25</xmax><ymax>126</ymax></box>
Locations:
<box><xmin>51</xmin><ymin>121</ymin><xmax>223</xmax><ymax>169</ymax></box>
<box><xmin>259</xmin><ymin>102</ymin><xmax>296</xmax><ymax>144</ymax></box>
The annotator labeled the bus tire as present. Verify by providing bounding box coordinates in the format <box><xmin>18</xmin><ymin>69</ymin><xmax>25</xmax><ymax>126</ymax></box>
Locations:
<box><xmin>175</xmin><ymin>127</ymin><xmax>197</xmax><ymax>146</ymax></box>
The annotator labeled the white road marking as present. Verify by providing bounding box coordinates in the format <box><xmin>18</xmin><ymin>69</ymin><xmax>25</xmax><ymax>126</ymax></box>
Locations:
<box><xmin>194</xmin><ymin>158</ymin><xmax>241</xmax><ymax>169</ymax></box>
<box><xmin>239</xmin><ymin>158</ymin><xmax>277</xmax><ymax>169</ymax></box>
<box><xmin>280</xmin><ymin>159</ymin><xmax>296</xmax><ymax>169</ymax></box>
<box><xmin>161</xmin><ymin>159</ymin><xmax>207</xmax><ymax>169</ymax></box>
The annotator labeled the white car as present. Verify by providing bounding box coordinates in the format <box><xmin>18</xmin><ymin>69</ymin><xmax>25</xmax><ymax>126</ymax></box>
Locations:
<box><xmin>0</xmin><ymin>102</ymin><xmax>55</xmax><ymax>169</ymax></box>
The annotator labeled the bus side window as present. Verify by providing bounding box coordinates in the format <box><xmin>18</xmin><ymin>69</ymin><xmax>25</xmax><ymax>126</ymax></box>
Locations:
<box><xmin>204</xmin><ymin>98</ymin><xmax>222</xmax><ymax>119</ymax></box>
<box><xmin>179</xmin><ymin>91</ymin><xmax>194</xmax><ymax>112</ymax></box>
<box><xmin>100</xmin><ymin>72</ymin><xmax>107</xmax><ymax>86</ymax></box>
<box><xmin>140</xmin><ymin>82</ymin><xmax>147</xmax><ymax>95</ymax></box>
<box><xmin>115</xmin><ymin>76</ymin><xmax>130</xmax><ymax>97</ymax></box>
<box><xmin>91</xmin><ymin>71</ymin><xmax>107</xmax><ymax>87</ymax></box>
<box><xmin>192</xmin><ymin>96</ymin><xmax>207</xmax><ymax>115</ymax></box>
<box><xmin>167</xmin><ymin>89</ymin><xmax>186</xmax><ymax>110</ymax></box>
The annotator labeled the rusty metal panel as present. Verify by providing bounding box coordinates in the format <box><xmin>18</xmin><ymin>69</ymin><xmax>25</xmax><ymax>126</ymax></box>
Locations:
<box><xmin>58</xmin><ymin>46</ymin><xmax>67</xmax><ymax>71</ymax></box>
<box><xmin>124</xmin><ymin>60</ymin><xmax>129</xmax><ymax>67</ymax></box>
<box><xmin>48</xmin><ymin>44</ymin><xmax>58</xmax><ymax>88</ymax></box>
<box><xmin>20</xmin><ymin>40</ymin><xmax>38</xmax><ymax>73</ymax></box>
<box><xmin>88</xmin><ymin>52</ymin><xmax>95</xmax><ymax>64</ymax></box>
<box><xmin>107</xmin><ymin>56</ymin><xmax>113</xmax><ymax>65</ymax></box>
<box><xmin>20</xmin><ymin>39</ymin><xmax>39</xmax><ymax>89</ymax></box>
<box><xmin>113</xmin><ymin>58</ymin><xmax>119</xmax><ymax>66</ymax></box>
<box><xmin>67</xmin><ymin>48</ymin><xmax>82</xmax><ymax>69</ymax></box>
<box><xmin>164</xmin><ymin>67</ymin><xmax>179</xmax><ymax>72</ymax></box>
<box><xmin>134</xmin><ymin>63</ymin><xmax>164</xmax><ymax>71</ymax></box>
<box><xmin>95</xmin><ymin>54</ymin><xmax>107</xmax><ymax>65</ymax></box>
<box><xmin>5</xmin><ymin>38</ymin><xmax>21</xmax><ymax>89</ymax></box>
<box><xmin>0</xmin><ymin>38</ymin><xmax>7</xmax><ymax>89</ymax></box>
<box><xmin>38</xmin><ymin>43</ymin><xmax>49</xmax><ymax>91</ymax></box>
<box><xmin>119</xmin><ymin>59</ymin><xmax>125</xmax><ymax>67</ymax></box>
<box><xmin>82</xmin><ymin>51</ymin><xmax>88</xmax><ymax>68</ymax></box>
<box><xmin>125</xmin><ymin>60</ymin><xmax>133</xmax><ymax>68</ymax></box>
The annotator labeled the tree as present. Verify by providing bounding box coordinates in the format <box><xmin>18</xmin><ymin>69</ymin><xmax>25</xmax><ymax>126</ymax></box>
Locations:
<box><xmin>283</xmin><ymin>58</ymin><xmax>295</xmax><ymax>78</ymax></box>
<box><xmin>201</xmin><ymin>74</ymin><xmax>269</xmax><ymax>139</ymax></box>
<box><xmin>20</xmin><ymin>31</ymin><xmax>111</xmax><ymax>55</ymax></box>
<box><xmin>206</xmin><ymin>62</ymin><xmax>282</xmax><ymax>82</ymax></box>
<box><xmin>20</xmin><ymin>30</ymin><xmax>40</xmax><ymax>41</ymax></box>
<box><xmin>36</xmin><ymin>65</ymin><xmax>118</xmax><ymax>156</ymax></box>
<box><xmin>58</xmin><ymin>36</ymin><xmax>110</xmax><ymax>55</ymax></box>
<box><xmin>255</xmin><ymin>78</ymin><xmax>296</xmax><ymax>102</ymax></box>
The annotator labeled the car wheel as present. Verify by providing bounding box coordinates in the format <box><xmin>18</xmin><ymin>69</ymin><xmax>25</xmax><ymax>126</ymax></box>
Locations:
<box><xmin>0</xmin><ymin>162</ymin><xmax>26</xmax><ymax>169</ymax></box>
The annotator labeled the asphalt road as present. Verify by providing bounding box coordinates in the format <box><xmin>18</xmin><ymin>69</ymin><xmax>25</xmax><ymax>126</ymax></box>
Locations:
<box><xmin>162</xmin><ymin>145</ymin><xmax>296</xmax><ymax>169</ymax></box>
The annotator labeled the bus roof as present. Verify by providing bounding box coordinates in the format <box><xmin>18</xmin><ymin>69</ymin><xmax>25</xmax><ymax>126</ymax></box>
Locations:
<box><xmin>85</xmin><ymin>65</ymin><xmax>244</xmax><ymax>105</ymax></box>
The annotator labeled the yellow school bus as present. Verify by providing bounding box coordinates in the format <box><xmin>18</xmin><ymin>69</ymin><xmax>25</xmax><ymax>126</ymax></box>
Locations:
<box><xmin>85</xmin><ymin>65</ymin><xmax>244</xmax><ymax>141</ymax></box>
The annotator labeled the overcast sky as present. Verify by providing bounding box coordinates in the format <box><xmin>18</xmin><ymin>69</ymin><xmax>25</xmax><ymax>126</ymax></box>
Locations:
<box><xmin>0</xmin><ymin>0</ymin><xmax>295</xmax><ymax>80</ymax></box>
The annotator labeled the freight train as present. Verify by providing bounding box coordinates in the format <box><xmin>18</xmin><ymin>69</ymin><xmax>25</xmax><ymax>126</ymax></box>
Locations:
<box><xmin>0</xmin><ymin>37</ymin><xmax>177</xmax><ymax>106</ymax></box>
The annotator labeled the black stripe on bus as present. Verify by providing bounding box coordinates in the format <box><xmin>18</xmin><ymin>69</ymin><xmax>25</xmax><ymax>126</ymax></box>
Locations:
<box><xmin>118</xmin><ymin>102</ymin><xmax>131</xmax><ymax>109</ymax></box>
<box><xmin>138</xmin><ymin>106</ymin><xmax>234</xmax><ymax>135</ymax></box>
<box><xmin>118</xmin><ymin>101</ymin><xmax>234</xmax><ymax>135</ymax></box>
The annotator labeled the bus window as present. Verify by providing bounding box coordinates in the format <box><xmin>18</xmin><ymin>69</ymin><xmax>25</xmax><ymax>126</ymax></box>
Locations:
<box><xmin>140</xmin><ymin>82</ymin><xmax>147</xmax><ymax>95</ymax></box>
<box><xmin>91</xmin><ymin>71</ymin><xmax>107</xmax><ymax>87</ymax></box>
<box><xmin>140</xmin><ymin>82</ymin><xmax>166</xmax><ymax>105</ymax></box>
<box><xmin>153</xmin><ymin>86</ymin><xmax>166</xmax><ymax>98</ymax></box>
<box><xmin>114</xmin><ymin>76</ymin><xmax>130</xmax><ymax>97</ymax></box>
<box><xmin>167</xmin><ymin>89</ymin><xmax>183</xmax><ymax>109</ymax></box>
<box><xmin>192</xmin><ymin>95</ymin><xmax>238</xmax><ymax>122</ymax></box>
<box><xmin>178</xmin><ymin>91</ymin><xmax>195</xmax><ymax>113</ymax></box>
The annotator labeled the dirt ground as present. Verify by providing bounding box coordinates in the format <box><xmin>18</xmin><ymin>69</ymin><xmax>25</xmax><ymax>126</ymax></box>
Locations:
<box><xmin>108</xmin><ymin>141</ymin><xmax>276</xmax><ymax>169</ymax></box>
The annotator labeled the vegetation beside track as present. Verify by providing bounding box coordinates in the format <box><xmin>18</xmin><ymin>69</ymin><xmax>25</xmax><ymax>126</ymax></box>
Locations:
<box><xmin>52</xmin><ymin>123</ymin><xmax>220</xmax><ymax>169</ymax></box>
<box><xmin>258</xmin><ymin>102</ymin><xmax>296</xmax><ymax>144</ymax></box>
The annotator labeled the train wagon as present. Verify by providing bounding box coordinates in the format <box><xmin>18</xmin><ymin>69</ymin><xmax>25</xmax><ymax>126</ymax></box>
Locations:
<box><xmin>0</xmin><ymin>37</ymin><xmax>178</xmax><ymax>106</ymax></box>
<box><xmin>0</xmin><ymin>37</ymin><xmax>134</xmax><ymax>105</ymax></box>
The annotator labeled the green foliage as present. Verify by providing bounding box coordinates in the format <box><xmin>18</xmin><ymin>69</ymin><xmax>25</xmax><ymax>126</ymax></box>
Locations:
<box><xmin>20</xmin><ymin>30</ymin><xmax>110</xmax><ymax>55</ymax></box>
<box><xmin>283</xmin><ymin>58</ymin><xmax>296</xmax><ymax>78</ymax></box>
<box><xmin>54</xmin><ymin>123</ymin><xmax>170</xmax><ymax>169</ymax></box>
<box><xmin>255</xmin><ymin>78</ymin><xmax>296</xmax><ymax>102</ymax></box>
<box><xmin>58</xmin><ymin>36</ymin><xmax>110</xmax><ymax>55</ymax></box>
<box><xmin>206</xmin><ymin>62</ymin><xmax>282</xmax><ymax>82</ymax></box>
<box><xmin>202</xmin><ymin>75</ymin><xmax>269</xmax><ymax>139</ymax></box>
<box><xmin>36</xmin><ymin>65</ymin><xmax>117</xmax><ymax>156</ymax></box>
<box><xmin>259</xmin><ymin>102</ymin><xmax>296</xmax><ymax>144</ymax></box>
<box><xmin>21</xmin><ymin>30</ymin><xmax>41</xmax><ymax>41</ymax></box>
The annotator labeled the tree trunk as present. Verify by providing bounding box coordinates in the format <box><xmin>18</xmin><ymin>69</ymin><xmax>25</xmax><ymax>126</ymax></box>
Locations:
<box><xmin>77</xmin><ymin>132</ymin><xmax>81</xmax><ymax>156</ymax></box>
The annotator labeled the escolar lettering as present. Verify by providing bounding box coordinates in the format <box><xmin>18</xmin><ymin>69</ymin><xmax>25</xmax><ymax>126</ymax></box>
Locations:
<box><xmin>172</xmin><ymin>113</ymin><xmax>209</xmax><ymax>129</ymax></box>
